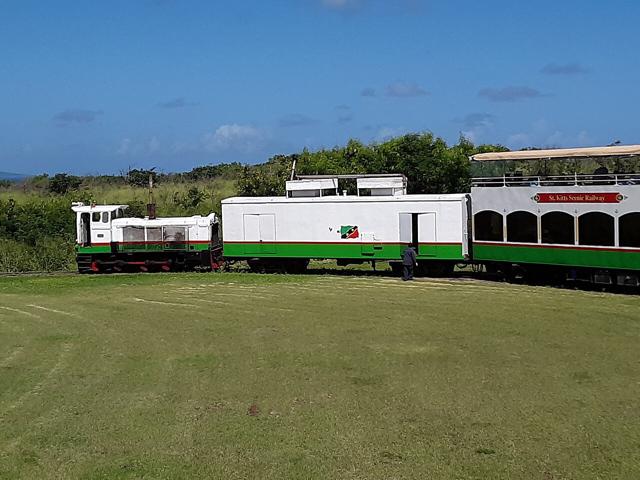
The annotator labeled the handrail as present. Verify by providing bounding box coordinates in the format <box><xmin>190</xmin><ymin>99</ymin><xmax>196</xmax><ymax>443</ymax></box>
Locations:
<box><xmin>471</xmin><ymin>173</ymin><xmax>640</xmax><ymax>188</ymax></box>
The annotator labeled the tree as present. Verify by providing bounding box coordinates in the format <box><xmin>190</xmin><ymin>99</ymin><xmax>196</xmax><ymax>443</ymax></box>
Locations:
<box><xmin>236</xmin><ymin>156</ymin><xmax>292</xmax><ymax>196</ymax></box>
<box><xmin>126</xmin><ymin>169</ymin><xmax>157</xmax><ymax>187</ymax></box>
<box><xmin>185</xmin><ymin>163</ymin><xmax>243</xmax><ymax>181</ymax></box>
<box><xmin>48</xmin><ymin>173</ymin><xmax>81</xmax><ymax>195</ymax></box>
<box><xmin>173</xmin><ymin>186</ymin><xmax>209</xmax><ymax>209</ymax></box>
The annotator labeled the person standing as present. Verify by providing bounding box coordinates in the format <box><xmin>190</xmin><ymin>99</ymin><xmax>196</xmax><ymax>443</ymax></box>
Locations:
<box><xmin>402</xmin><ymin>246</ymin><xmax>417</xmax><ymax>281</ymax></box>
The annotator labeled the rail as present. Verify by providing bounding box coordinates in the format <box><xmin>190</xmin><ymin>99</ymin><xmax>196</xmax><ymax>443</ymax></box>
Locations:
<box><xmin>0</xmin><ymin>270</ymin><xmax>76</xmax><ymax>277</ymax></box>
<box><xmin>472</xmin><ymin>173</ymin><xmax>640</xmax><ymax>188</ymax></box>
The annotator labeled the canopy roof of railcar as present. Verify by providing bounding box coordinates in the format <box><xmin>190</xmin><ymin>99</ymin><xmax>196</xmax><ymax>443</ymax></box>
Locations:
<box><xmin>471</xmin><ymin>145</ymin><xmax>640</xmax><ymax>162</ymax></box>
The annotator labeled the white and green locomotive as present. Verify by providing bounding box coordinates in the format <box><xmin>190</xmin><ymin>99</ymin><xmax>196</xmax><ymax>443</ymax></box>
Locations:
<box><xmin>71</xmin><ymin>202</ymin><xmax>221</xmax><ymax>273</ymax></box>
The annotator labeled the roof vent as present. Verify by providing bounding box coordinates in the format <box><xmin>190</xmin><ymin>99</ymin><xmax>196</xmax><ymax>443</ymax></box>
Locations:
<box><xmin>286</xmin><ymin>178</ymin><xmax>338</xmax><ymax>198</ymax></box>
<box><xmin>357</xmin><ymin>176</ymin><xmax>406</xmax><ymax>196</ymax></box>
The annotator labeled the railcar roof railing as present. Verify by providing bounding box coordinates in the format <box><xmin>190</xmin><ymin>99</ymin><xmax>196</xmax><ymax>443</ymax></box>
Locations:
<box><xmin>471</xmin><ymin>173</ymin><xmax>640</xmax><ymax>188</ymax></box>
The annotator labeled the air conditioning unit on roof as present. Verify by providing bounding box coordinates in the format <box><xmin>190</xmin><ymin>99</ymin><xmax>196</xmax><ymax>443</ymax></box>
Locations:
<box><xmin>286</xmin><ymin>178</ymin><xmax>338</xmax><ymax>198</ymax></box>
<box><xmin>357</xmin><ymin>176</ymin><xmax>406</xmax><ymax>196</ymax></box>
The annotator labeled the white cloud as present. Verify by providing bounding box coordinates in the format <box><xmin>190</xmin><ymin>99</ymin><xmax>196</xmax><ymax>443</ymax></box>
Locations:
<box><xmin>202</xmin><ymin>124</ymin><xmax>265</xmax><ymax>153</ymax></box>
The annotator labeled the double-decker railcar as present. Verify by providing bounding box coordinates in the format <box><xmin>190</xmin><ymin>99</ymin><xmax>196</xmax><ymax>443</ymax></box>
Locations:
<box><xmin>470</xmin><ymin>145</ymin><xmax>640</xmax><ymax>285</ymax></box>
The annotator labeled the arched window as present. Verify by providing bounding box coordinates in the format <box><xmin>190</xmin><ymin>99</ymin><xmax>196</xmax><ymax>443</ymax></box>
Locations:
<box><xmin>541</xmin><ymin>212</ymin><xmax>575</xmax><ymax>245</ymax></box>
<box><xmin>620</xmin><ymin>213</ymin><xmax>640</xmax><ymax>248</ymax></box>
<box><xmin>507</xmin><ymin>211</ymin><xmax>538</xmax><ymax>243</ymax></box>
<box><xmin>579</xmin><ymin>212</ymin><xmax>614</xmax><ymax>246</ymax></box>
<box><xmin>474</xmin><ymin>211</ymin><xmax>503</xmax><ymax>241</ymax></box>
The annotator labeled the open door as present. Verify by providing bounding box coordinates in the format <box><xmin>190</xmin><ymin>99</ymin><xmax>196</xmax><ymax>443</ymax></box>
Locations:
<box><xmin>399</xmin><ymin>212</ymin><xmax>437</xmax><ymax>256</ymax></box>
<box><xmin>399</xmin><ymin>213</ymin><xmax>413</xmax><ymax>245</ymax></box>
<box><xmin>80</xmin><ymin>213</ymin><xmax>91</xmax><ymax>246</ymax></box>
<box><xmin>399</xmin><ymin>213</ymin><xmax>420</xmax><ymax>249</ymax></box>
<box><xmin>417</xmin><ymin>213</ymin><xmax>437</xmax><ymax>256</ymax></box>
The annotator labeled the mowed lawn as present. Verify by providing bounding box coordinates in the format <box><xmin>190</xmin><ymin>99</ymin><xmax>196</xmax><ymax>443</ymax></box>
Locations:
<box><xmin>0</xmin><ymin>274</ymin><xmax>639</xmax><ymax>479</ymax></box>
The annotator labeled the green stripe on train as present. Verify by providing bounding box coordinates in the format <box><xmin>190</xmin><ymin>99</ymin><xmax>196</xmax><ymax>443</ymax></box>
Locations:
<box><xmin>75</xmin><ymin>243</ymin><xmax>210</xmax><ymax>254</ymax></box>
<box><xmin>223</xmin><ymin>242</ymin><xmax>464</xmax><ymax>261</ymax></box>
<box><xmin>76</xmin><ymin>245</ymin><xmax>111</xmax><ymax>254</ymax></box>
<box><xmin>474</xmin><ymin>243</ymin><xmax>640</xmax><ymax>270</ymax></box>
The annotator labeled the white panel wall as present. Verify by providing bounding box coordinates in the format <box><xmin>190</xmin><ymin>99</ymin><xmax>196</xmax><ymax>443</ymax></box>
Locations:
<box><xmin>222</xmin><ymin>195</ymin><xmax>468</xmax><ymax>253</ymax></box>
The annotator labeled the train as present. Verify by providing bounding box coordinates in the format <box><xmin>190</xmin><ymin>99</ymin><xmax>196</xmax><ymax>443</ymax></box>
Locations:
<box><xmin>72</xmin><ymin>144</ymin><xmax>640</xmax><ymax>286</ymax></box>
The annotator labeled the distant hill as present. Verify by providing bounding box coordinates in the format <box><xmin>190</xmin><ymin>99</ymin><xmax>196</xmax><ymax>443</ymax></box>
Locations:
<box><xmin>0</xmin><ymin>172</ymin><xmax>28</xmax><ymax>181</ymax></box>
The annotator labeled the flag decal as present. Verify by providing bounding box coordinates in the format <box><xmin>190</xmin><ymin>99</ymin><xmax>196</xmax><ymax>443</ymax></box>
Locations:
<box><xmin>340</xmin><ymin>225</ymin><xmax>359</xmax><ymax>239</ymax></box>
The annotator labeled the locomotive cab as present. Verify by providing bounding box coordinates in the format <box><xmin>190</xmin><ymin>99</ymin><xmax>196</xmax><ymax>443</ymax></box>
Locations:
<box><xmin>71</xmin><ymin>203</ymin><xmax>128</xmax><ymax>247</ymax></box>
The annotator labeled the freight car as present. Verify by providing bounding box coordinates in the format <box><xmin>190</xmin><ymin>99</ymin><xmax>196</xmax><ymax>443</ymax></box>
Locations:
<box><xmin>221</xmin><ymin>175</ymin><xmax>470</xmax><ymax>275</ymax></box>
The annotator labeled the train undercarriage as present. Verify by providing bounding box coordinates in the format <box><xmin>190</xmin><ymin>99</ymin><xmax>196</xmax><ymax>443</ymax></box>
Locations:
<box><xmin>77</xmin><ymin>249</ymin><xmax>222</xmax><ymax>274</ymax></box>
<box><xmin>482</xmin><ymin>261</ymin><xmax>640</xmax><ymax>288</ymax></box>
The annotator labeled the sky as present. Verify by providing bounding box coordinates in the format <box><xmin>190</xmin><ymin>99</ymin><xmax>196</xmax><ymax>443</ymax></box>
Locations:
<box><xmin>1</xmin><ymin>0</ymin><xmax>639</xmax><ymax>175</ymax></box>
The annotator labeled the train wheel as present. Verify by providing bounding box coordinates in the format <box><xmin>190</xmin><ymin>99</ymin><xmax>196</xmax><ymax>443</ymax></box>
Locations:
<box><xmin>419</xmin><ymin>261</ymin><xmax>454</xmax><ymax>278</ymax></box>
<box><xmin>247</xmin><ymin>259</ymin><xmax>265</xmax><ymax>273</ymax></box>
<box><xmin>389</xmin><ymin>262</ymin><xmax>403</xmax><ymax>276</ymax></box>
<box><xmin>283</xmin><ymin>259</ymin><xmax>309</xmax><ymax>274</ymax></box>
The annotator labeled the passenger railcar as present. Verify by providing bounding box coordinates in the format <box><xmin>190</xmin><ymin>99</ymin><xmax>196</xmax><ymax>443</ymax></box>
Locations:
<box><xmin>470</xmin><ymin>145</ymin><xmax>640</xmax><ymax>285</ymax></box>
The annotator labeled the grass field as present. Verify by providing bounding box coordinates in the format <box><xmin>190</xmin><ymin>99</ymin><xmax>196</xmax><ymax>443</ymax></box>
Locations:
<box><xmin>0</xmin><ymin>273</ymin><xmax>639</xmax><ymax>479</ymax></box>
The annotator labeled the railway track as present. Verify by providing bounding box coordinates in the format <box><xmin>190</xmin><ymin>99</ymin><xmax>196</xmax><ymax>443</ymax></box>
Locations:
<box><xmin>0</xmin><ymin>270</ymin><xmax>77</xmax><ymax>277</ymax></box>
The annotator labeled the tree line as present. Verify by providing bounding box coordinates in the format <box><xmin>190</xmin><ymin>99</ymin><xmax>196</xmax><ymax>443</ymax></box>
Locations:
<box><xmin>236</xmin><ymin>133</ymin><xmax>505</xmax><ymax>196</ymax></box>
<box><xmin>0</xmin><ymin>132</ymin><xmax>507</xmax><ymax>271</ymax></box>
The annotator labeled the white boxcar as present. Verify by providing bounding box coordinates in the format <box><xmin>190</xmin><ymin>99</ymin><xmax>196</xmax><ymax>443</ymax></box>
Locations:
<box><xmin>221</xmin><ymin>193</ymin><xmax>470</xmax><ymax>268</ymax></box>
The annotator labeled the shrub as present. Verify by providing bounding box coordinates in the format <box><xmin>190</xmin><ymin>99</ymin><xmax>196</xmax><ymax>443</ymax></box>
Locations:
<box><xmin>0</xmin><ymin>238</ymin><xmax>75</xmax><ymax>272</ymax></box>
